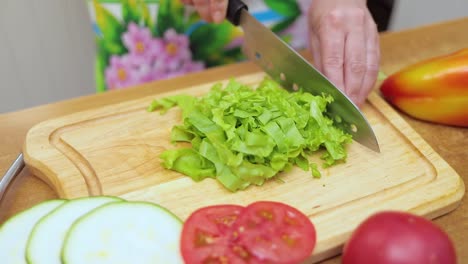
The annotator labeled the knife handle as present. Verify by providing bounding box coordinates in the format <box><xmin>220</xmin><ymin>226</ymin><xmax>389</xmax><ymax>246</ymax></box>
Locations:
<box><xmin>227</xmin><ymin>0</ymin><xmax>248</xmax><ymax>26</ymax></box>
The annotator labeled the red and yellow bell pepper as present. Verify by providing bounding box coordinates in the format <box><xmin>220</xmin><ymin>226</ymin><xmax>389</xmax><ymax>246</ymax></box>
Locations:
<box><xmin>380</xmin><ymin>48</ymin><xmax>468</xmax><ymax>127</ymax></box>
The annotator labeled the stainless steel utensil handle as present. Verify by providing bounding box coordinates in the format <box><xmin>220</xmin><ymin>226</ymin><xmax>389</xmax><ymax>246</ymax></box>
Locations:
<box><xmin>0</xmin><ymin>153</ymin><xmax>25</xmax><ymax>201</ymax></box>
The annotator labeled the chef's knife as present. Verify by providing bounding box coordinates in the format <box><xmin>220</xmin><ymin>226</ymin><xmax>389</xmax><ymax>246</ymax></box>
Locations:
<box><xmin>226</xmin><ymin>0</ymin><xmax>380</xmax><ymax>153</ymax></box>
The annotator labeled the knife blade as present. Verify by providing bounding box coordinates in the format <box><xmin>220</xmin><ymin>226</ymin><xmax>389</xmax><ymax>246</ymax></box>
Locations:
<box><xmin>226</xmin><ymin>0</ymin><xmax>380</xmax><ymax>153</ymax></box>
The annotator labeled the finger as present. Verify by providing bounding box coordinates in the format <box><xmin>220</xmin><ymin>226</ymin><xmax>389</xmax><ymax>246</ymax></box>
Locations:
<box><xmin>358</xmin><ymin>20</ymin><xmax>381</xmax><ymax>106</ymax></box>
<box><xmin>210</xmin><ymin>0</ymin><xmax>228</xmax><ymax>24</ymax></box>
<box><xmin>193</xmin><ymin>0</ymin><xmax>212</xmax><ymax>22</ymax></box>
<box><xmin>344</xmin><ymin>10</ymin><xmax>366</xmax><ymax>104</ymax></box>
<box><xmin>309</xmin><ymin>32</ymin><xmax>322</xmax><ymax>72</ymax></box>
<box><xmin>319</xmin><ymin>12</ymin><xmax>346</xmax><ymax>93</ymax></box>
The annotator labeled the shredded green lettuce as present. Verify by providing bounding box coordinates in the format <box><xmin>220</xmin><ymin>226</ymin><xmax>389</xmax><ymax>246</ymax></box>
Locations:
<box><xmin>148</xmin><ymin>77</ymin><xmax>352</xmax><ymax>192</ymax></box>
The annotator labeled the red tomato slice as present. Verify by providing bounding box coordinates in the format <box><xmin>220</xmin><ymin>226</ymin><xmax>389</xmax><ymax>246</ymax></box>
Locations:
<box><xmin>181</xmin><ymin>204</ymin><xmax>264</xmax><ymax>264</ymax></box>
<box><xmin>231</xmin><ymin>201</ymin><xmax>316</xmax><ymax>264</ymax></box>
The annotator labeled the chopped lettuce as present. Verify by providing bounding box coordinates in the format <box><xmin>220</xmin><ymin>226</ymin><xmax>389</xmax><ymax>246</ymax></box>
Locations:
<box><xmin>148</xmin><ymin>77</ymin><xmax>352</xmax><ymax>192</ymax></box>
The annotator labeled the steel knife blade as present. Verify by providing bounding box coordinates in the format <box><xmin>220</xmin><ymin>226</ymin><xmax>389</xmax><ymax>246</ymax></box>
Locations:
<box><xmin>226</xmin><ymin>0</ymin><xmax>380</xmax><ymax>152</ymax></box>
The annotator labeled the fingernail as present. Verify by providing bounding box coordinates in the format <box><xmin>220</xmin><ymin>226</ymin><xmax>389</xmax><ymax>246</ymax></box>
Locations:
<box><xmin>213</xmin><ymin>11</ymin><xmax>224</xmax><ymax>23</ymax></box>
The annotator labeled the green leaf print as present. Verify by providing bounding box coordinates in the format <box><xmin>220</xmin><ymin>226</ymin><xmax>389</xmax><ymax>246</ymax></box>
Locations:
<box><xmin>189</xmin><ymin>22</ymin><xmax>237</xmax><ymax>67</ymax></box>
<box><xmin>93</xmin><ymin>0</ymin><xmax>127</xmax><ymax>55</ymax></box>
<box><xmin>187</xmin><ymin>10</ymin><xmax>202</xmax><ymax>26</ymax></box>
<box><xmin>271</xmin><ymin>16</ymin><xmax>297</xmax><ymax>33</ymax></box>
<box><xmin>121</xmin><ymin>0</ymin><xmax>141</xmax><ymax>25</ymax></box>
<box><xmin>95</xmin><ymin>37</ymin><xmax>110</xmax><ymax>93</ymax></box>
<box><xmin>222</xmin><ymin>47</ymin><xmax>245</xmax><ymax>63</ymax></box>
<box><xmin>264</xmin><ymin>0</ymin><xmax>301</xmax><ymax>17</ymax></box>
<box><xmin>121</xmin><ymin>0</ymin><xmax>153</xmax><ymax>29</ymax></box>
<box><xmin>155</xmin><ymin>0</ymin><xmax>186</xmax><ymax>36</ymax></box>
<box><xmin>141</xmin><ymin>2</ymin><xmax>153</xmax><ymax>29</ymax></box>
<box><xmin>95</xmin><ymin>56</ymin><xmax>107</xmax><ymax>93</ymax></box>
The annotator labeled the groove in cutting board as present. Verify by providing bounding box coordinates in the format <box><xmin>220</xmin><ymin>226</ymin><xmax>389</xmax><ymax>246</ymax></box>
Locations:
<box><xmin>48</xmin><ymin>107</ymin><xmax>160</xmax><ymax>196</ymax></box>
<box><xmin>22</xmin><ymin>72</ymin><xmax>464</xmax><ymax>263</ymax></box>
<box><xmin>50</xmin><ymin>131</ymin><xmax>101</xmax><ymax>196</ymax></box>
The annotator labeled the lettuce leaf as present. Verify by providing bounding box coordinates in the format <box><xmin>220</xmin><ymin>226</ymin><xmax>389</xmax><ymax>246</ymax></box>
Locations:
<box><xmin>148</xmin><ymin>77</ymin><xmax>353</xmax><ymax>192</ymax></box>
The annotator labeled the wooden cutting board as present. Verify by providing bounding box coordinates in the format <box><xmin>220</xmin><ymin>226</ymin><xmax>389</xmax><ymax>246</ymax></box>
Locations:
<box><xmin>22</xmin><ymin>72</ymin><xmax>464</xmax><ymax>263</ymax></box>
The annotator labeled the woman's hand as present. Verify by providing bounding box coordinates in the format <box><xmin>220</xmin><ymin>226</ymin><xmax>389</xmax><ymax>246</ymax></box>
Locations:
<box><xmin>181</xmin><ymin>0</ymin><xmax>228</xmax><ymax>24</ymax></box>
<box><xmin>307</xmin><ymin>0</ymin><xmax>380</xmax><ymax>106</ymax></box>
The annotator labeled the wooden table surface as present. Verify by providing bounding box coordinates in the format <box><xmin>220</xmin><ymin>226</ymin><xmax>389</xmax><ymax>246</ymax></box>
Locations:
<box><xmin>1</xmin><ymin>17</ymin><xmax>467</xmax><ymax>263</ymax></box>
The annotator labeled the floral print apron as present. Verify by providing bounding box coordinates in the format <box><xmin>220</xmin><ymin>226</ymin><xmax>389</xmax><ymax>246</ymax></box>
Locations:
<box><xmin>87</xmin><ymin>0</ymin><xmax>311</xmax><ymax>92</ymax></box>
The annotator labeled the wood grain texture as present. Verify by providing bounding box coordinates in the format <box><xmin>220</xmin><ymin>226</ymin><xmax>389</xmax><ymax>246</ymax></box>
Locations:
<box><xmin>22</xmin><ymin>72</ymin><xmax>464</xmax><ymax>263</ymax></box>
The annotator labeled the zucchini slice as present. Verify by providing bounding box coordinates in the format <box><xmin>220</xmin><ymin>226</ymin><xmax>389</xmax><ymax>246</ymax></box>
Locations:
<box><xmin>61</xmin><ymin>201</ymin><xmax>184</xmax><ymax>264</ymax></box>
<box><xmin>26</xmin><ymin>196</ymin><xmax>123</xmax><ymax>264</ymax></box>
<box><xmin>0</xmin><ymin>199</ymin><xmax>67</xmax><ymax>264</ymax></box>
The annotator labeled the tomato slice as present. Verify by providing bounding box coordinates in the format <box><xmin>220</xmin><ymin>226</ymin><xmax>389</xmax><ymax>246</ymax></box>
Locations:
<box><xmin>181</xmin><ymin>204</ymin><xmax>264</xmax><ymax>264</ymax></box>
<box><xmin>231</xmin><ymin>201</ymin><xmax>316</xmax><ymax>264</ymax></box>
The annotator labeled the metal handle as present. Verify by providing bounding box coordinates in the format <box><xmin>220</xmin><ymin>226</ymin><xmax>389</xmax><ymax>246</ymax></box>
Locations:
<box><xmin>226</xmin><ymin>0</ymin><xmax>248</xmax><ymax>25</ymax></box>
<box><xmin>0</xmin><ymin>153</ymin><xmax>25</xmax><ymax>201</ymax></box>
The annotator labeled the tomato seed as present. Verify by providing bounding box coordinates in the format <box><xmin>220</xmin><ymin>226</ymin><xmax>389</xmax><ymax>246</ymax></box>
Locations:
<box><xmin>284</xmin><ymin>216</ymin><xmax>297</xmax><ymax>226</ymax></box>
<box><xmin>215</xmin><ymin>215</ymin><xmax>238</xmax><ymax>226</ymax></box>
<box><xmin>195</xmin><ymin>231</ymin><xmax>215</xmax><ymax>246</ymax></box>
<box><xmin>282</xmin><ymin>234</ymin><xmax>296</xmax><ymax>247</ymax></box>
<box><xmin>232</xmin><ymin>245</ymin><xmax>250</xmax><ymax>258</ymax></box>
<box><xmin>219</xmin><ymin>256</ymin><xmax>229</xmax><ymax>264</ymax></box>
<box><xmin>203</xmin><ymin>256</ymin><xmax>229</xmax><ymax>264</ymax></box>
<box><xmin>259</xmin><ymin>210</ymin><xmax>274</xmax><ymax>220</ymax></box>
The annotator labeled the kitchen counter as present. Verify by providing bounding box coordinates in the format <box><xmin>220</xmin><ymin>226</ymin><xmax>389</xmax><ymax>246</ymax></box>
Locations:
<box><xmin>1</xmin><ymin>17</ymin><xmax>467</xmax><ymax>263</ymax></box>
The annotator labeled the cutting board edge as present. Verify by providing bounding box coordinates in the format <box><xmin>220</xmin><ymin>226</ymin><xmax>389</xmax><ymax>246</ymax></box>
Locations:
<box><xmin>366</xmin><ymin>92</ymin><xmax>466</xmax><ymax>213</ymax></box>
<box><xmin>22</xmin><ymin>128</ymin><xmax>88</xmax><ymax>198</ymax></box>
<box><xmin>21</xmin><ymin>73</ymin><xmax>466</xmax><ymax>263</ymax></box>
<box><xmin>368</xmin><ymin>91</ymin><xmax>465</xmax><ymax>185</ymax></box>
